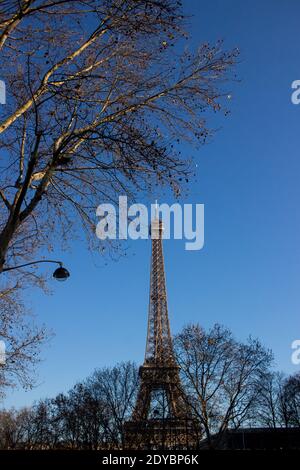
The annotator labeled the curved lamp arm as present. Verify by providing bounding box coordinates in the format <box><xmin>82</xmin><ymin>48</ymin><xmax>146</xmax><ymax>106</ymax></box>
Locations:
<box><xmin>2</xmin><ymin>259</ymin><xmax>70</xmax><ymax>281</ymax></box>
<box><xmin>2</xmin><ymin>259</ymin><xmax>63</xmax><ymax>272</ymax></box>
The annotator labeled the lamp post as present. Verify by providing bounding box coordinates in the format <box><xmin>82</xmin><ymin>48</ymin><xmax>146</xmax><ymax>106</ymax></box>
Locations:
<box><xmin>1</xmin><ymin>259</ymin><xmax>70</xmax><ymax>281</ymax></box>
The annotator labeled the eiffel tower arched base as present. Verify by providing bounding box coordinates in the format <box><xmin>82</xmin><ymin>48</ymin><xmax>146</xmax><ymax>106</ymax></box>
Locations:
<box><xmin>124</xmin><ymin>364</ymin><xmax>201</xmax><ymax>450</ymax></box>
<box><xmin>124</xmin><ymin>417</ymin><xmax>201</xmax><ymax>450</ymax></box>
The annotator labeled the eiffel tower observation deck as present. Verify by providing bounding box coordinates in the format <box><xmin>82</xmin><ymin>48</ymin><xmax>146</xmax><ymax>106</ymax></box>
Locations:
<box><xmin>124</xmin><ymin>211</ymin><xmax>200</xmax><ymax>450</ymax></box>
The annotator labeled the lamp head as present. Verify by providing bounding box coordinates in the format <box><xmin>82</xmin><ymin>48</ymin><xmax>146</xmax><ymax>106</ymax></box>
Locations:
<box><xmin>53</xmin><ymin>265</ymin><xmax>70</xmax><ymax>281</ymax></box>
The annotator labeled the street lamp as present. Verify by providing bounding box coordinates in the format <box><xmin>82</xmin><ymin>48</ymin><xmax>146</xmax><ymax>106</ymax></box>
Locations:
<box><xmin>2</xmin><ymin>260</ymin><xmax>70</xmax><ymax>281</ymax></box>
<box><xmin>52</xmin><ymin>264</ymin><xmax>70</xmax><ymax>281</ymax></box>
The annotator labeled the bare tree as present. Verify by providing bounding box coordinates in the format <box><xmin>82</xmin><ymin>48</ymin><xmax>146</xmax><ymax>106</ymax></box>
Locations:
<box><xmin>174</xmin><ymin>324</ymin><xmax>273</xmax><ymax>448</ymax></box>
<box><xmin>88</xmin><ymin>361</ymin><xmax>139</xmax><ymax>448</ymax></box>
<box><xmin>0</xmin><ymin>0</ymin><xmax>237</xmax><ymax>394</ymax></box>
<box><xmin>29</xmin><ymin>398</ymin><xmax>57</xmax><ymax>449</ymax></box>
<box><xmin>5</xmin><ymin>356</ymin><xmax>298</xmax><ymax>449</ymax></box>
<box><xmin>0</xmin><ymin>282</ymin><xmax>48</xmax><ymax>395</ymax></box>
<box><xmin>280</xmin><ymin>372</ymin><xmax>300</xmax><ymax>427</ymax></box>
<box><xmin>48</xmin><ymin>384</ymin><xmax>111</xmax><ymax>449</ymax></box>
<box><xmin>0</xmin><ymin>0</ymin><xmax>238</xmax><ymax>275</ymax></box>
<box><xmin>0</xmin><ymin>361</ymin><xmax>138</xmax><ymax>449</ymax></box>
<box><xmin>0</xmin><ymin>407</ymin><xmax>34</xmax><ymax>449</ymax></box>
<box><xmin>254</xmin><ymin>371</ymin><xmax>286</xmax><ymax>428</ymax></box>
<box><xmin>254</xmin><ymin>371</ymin><xmax>300</xmax><ymax>429</ymax></box>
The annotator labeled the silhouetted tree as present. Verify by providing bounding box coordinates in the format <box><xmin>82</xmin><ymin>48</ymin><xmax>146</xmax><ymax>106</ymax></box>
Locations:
<box><xmin>281</xmin><ymin>372</ymin><xmax>300</xmax><ymax>427</ymax></box>
<box><xmin>174</xmin><ymin>324</ymin><xmax>273</xmax><ymax>448</ymax></box>
<box><xmin>3</xmin><ymin>330</ymin><xmax>292</xmax><ymax>450</ymax></box>
<box><xmin>255</xmin><ymin>371</ymin><xmax>286</xmax><ymax>428</ymax></box>
<box><xmin>0</xmin><ymin>407</ymin><xmax>33</xmax><ymax>449</ymax></box>
<box><xmin>87</xmin><ymin>361</ymin><xmax>139</xmax><ymax>447</ymax></box>
<box><xmin>254</xmin><ymin>371</ymin><xmax>300</xmax><ymax>429</ymax></box>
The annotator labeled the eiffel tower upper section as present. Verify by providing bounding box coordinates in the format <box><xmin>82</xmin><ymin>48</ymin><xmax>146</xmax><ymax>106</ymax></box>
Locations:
<box><xmin>144</xmin><ymin>215</ymin><xmax>176</xmax><ymax>367</ymax></box>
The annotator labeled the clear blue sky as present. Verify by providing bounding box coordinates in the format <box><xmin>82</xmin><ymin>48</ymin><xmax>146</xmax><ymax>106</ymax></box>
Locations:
<box><xmin>3</xmin><ymin>0</ymin><xmax>300</xmax><ymax>408</ymax></box>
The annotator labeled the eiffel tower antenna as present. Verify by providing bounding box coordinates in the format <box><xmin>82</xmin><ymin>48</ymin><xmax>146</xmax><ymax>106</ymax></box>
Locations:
<box><xmin>124</xmin><ymin>205</ymin><xmax>200</xmax><ymax>449</ymax></box>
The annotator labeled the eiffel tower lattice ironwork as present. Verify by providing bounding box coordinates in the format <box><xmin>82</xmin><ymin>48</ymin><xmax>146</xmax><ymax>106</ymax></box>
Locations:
<box><xmin>124</xmin><ymin>215</ymin><xmax>200</xmax><ymax>449</ymax></box>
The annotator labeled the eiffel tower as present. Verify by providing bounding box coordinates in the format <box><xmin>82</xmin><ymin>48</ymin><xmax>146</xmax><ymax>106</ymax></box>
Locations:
<box><xmin>124</xmin><ymin>213</ymin><xmax>200</xmax><ymax>449</ymax></box>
